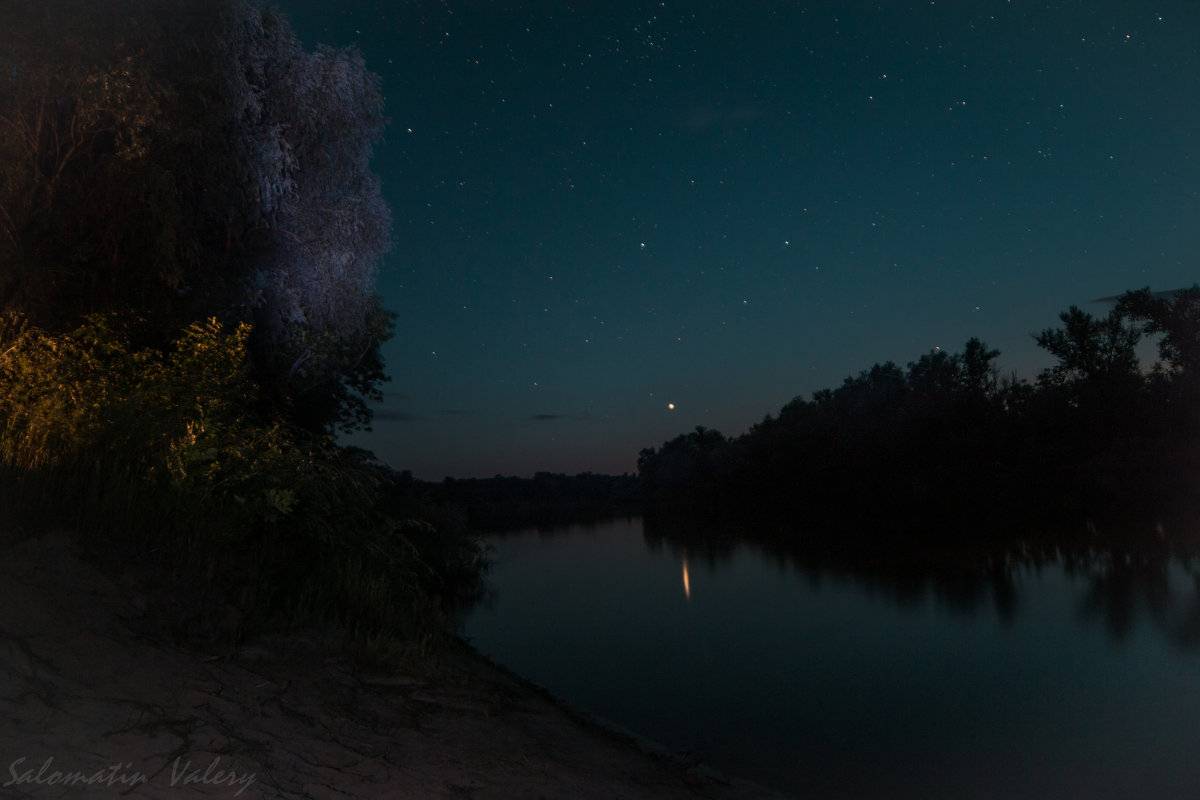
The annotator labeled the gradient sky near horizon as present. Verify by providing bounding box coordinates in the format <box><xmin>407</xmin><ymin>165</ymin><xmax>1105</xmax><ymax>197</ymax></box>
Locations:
<box><xmin>276</xmin><ymin>1</ymin><xmax>1200</xmax><ymax>480</ymax></box>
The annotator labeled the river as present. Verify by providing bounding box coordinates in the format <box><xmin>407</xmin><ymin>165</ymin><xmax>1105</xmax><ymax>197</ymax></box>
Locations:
<box><xmin>459</xmin><ymin>516</ymin><xmax>1200</xmax><ymax>799</ymax></box>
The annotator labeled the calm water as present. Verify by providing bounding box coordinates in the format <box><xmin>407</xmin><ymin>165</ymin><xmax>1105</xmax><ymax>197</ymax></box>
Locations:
<box><xmin>460</xmin><ymin>516</ymin><xmax>1200</xmax><ymax>799</ymax></box>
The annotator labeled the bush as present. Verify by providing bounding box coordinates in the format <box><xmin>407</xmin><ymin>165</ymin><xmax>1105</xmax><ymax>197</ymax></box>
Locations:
<box><xmin>0</xmin><ymin>312</ymin><xmax>479</xmax><ymax>663</ymax></box>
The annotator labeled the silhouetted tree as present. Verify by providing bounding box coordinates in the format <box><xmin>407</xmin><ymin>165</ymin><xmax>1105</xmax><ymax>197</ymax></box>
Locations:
<box><xmin>1035</xmin><ymin>306</ymin><xmax>1141</xmax><ymax>392</ymax></box>
<box><xmin>905</xmin><ymin>338</ymin><xmax>999</xmax><ymax>410</ymax></box>
<box><xmin>1119</xmin><ymin>285</ymin><xmax>1200</xmax><ymax>388</ymax></box>
<box><xmin>638</xmin><ymin>426</ymin><xmax>729</xmax><ymax>502</ymax></box>
<box><xmin>1116</xmin><ymin>285</ymin><xmax>1200</xmax><ymax>439</ymax></box>
<box><xmin>907</xmin><ymin>348</ymin><xmax>961</xmax><ymax>398</ymax></box>
<box><xmin>638</xmin><ymin>292</ymin><xmax>1196</xmax><ymax>525</ymax></box>
<box><xmin>960</xmin><ymin>337</ymin><xmax>1001</xmax><ymax>399</ymax></box>
<box><xmin>1030</xmin><ymin>305</ymin><xmax>1147</xmax><ymax>488</ymax></box>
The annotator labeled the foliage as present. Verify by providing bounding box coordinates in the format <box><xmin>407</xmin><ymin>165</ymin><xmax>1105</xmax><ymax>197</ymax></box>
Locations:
<box><xmin>638</xmin><ymin>426</ymin><xmax>730</xmax><ymax>499</ymax></box>
<box><xmin>1035</xmin><ymin>306</ymin><xmax>1141</xmax><ymax>393</ymax></box>
<box><xmin>0</xmin><ymin>0</ymin><xmax>392</xmax><ymax>433</ymax></box>
<box><xmin>638</xmin><ymin>293</ymin><xmax>1199</xmax><ymax>523</ymax></box>
<box><xmin>1119</xmin><ymin>285</ymin><xmax>1200</xmax><ymax>396</ymax></box>
<box><xmin>0</xmin><ymin>1</ymin><xmax>481</xmax><ymax>664</ymax></box>
<box><xmin>0</xmin><ymin>313</ymin><xmax>482</xmax><ymax>657</ymax></box>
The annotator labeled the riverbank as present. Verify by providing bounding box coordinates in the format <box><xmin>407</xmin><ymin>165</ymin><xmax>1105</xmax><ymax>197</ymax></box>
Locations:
<box><xmin>0</xmin><ymin>531</ymin><xmax>786</xmax><ymax>799</ymax></box>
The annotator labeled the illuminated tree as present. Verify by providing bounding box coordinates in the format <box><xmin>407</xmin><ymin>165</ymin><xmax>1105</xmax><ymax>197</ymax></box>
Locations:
<box><xmin>0</xmin><ymin>0</ymin><xmax>392</xmax><ymax>432</ymax></box>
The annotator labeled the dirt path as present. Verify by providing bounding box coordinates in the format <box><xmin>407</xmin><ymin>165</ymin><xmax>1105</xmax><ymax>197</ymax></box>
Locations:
<box><xmin>0</xmin><ymin>532</ymin><xmax>788</xmax><ymax>799</ymax></box>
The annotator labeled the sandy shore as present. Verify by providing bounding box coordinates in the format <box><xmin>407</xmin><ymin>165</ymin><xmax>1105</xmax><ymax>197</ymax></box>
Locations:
<box><xmin>0</xmin><ymin>531</ymin><xmax>788</xmax><ymax>799</ymax></box>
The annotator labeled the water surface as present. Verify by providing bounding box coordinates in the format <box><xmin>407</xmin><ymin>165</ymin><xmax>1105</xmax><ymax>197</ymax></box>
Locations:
<box><xmin>460</xmin><ymin>517</ymin><xmax>1200</xmax><ymax>798</ymax></box>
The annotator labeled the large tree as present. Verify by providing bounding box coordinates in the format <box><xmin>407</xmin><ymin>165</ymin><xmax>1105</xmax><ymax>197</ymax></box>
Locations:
<box><xmin>1118</xmin><ymin>286</ymin><xmax>1200</xmax><ymax>388</ymax></box>
<box><xmin>1034</xmin><ymin>306</ymin><xmax>1141</xmax><ymax>392</ymax></box>
<box><xmin>0</xmin><ymin>0</ymin><xmax>393</xmax><ymax>432</ymax></box>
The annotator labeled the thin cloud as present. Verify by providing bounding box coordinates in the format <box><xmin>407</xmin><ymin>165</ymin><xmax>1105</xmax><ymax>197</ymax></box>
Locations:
<box><xmin>372</xmin><ymin>409</ymin><xmax>417</xmax><ymax>422</ymax></box>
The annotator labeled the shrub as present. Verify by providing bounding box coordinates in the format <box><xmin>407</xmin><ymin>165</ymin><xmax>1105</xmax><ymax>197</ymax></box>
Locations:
<box><xmin>0</xmin><ymin>312</ymin><xmax>476</xmax><ymax>661</ymax></box>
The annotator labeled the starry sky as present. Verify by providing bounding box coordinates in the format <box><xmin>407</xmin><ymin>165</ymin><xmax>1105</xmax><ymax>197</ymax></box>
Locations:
<box><xmin>275</xmin><ymin>1</ymin><xmax>1200</xmax><ymax>480</ymax></box>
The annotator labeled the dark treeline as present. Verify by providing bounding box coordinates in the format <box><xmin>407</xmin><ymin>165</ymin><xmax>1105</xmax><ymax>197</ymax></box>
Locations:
<box><xmin>638</xmin><ymin>287</ymin><xmax>1200</xmax><ymax>532</ymax></box>
<box><xmin>400</xmin><ymin>471</ymin><xmax>640</xmax><ymax>530</ymax></box>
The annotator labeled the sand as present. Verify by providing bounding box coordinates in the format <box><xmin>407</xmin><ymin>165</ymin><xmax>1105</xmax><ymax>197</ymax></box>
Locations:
<box><xmin>0</xmin><ymin>531</ymin><xmax>789</xmax><ymax>799</ymax></box>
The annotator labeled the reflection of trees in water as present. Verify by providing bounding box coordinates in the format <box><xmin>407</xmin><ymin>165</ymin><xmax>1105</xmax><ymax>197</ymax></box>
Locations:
<box><xmin>1074</xmin><ymin>550</ymin><xmax>1200</xmax><ymax>651</ymax></box>
<box><xmin>642</xmin><ymin>509</ymin><xmax>1200</xmax><ymax>653</ymax></box>
<box><xmin>1173</xmin><ymin>573</ymin><xmax>1200</xmax><ymax>649</ymax></box>
<box><xmin>643</xmin><ymin>514</ymin><xmax>1025</xmax><ymax>623</ymax></box>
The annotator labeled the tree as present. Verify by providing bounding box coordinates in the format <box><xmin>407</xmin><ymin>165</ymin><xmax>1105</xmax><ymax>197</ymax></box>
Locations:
<box><xmin>906</xmin><ymin>338</ymin><xmax>999</xmax><ymax>403</ymax></box>
<box><xmin>907</xmin><ymin>347</ymin><xmax>961</xmax><ymax>398</ymax></box>
<box><xmin>1035</xmin><ymin>306</ymin><xmax>1141</xmax><ymax>392</ymax></box>
<box><xmin>1118</xmin><ymin>286</ymin><xmax>1200</xmax><ymax>388</ymax></box>
<box><xmin>638</xmin><ymin>426</ymin><xmax>728</xmax><ymax>500</ymax></box>
<box><xmin>1033</xmin><ymin>304</ymin><xmax>1146</xmax><ymax>459</ymax></box>
<box><xmin>0</xmin><ymin>0</ymin><xmax>393</xmax><ymax>433</ymax></box>
<box><xmin>1118</xmin><ymin>285</ymin><xmax>1200</xmax><ymax>435</ymax></box>
<box><xmin>960</xmin><ymin>337</ymin><xmax>1001</xmax><ymax>399</ymax></box>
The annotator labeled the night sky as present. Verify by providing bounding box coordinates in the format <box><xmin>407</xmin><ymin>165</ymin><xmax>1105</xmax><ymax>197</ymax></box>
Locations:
<box><xmin>276</xmin><ymin>1</ymin><xmax>1200</xmax><ymax>480</ymax></box>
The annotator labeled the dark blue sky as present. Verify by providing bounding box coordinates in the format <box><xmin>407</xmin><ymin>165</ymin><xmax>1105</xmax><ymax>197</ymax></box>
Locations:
<box><xmin>278</xmin><ymin>1</ymin><xmax>1199</xmax><ymax>479</ymax></box>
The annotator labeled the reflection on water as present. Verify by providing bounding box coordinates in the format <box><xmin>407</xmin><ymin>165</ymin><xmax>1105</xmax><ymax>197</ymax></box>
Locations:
<box><xmin>1076</xmin><ymin>551</ymin><xmax>1200</xmax><ymax>650</ymax></box>
<box><xmin>461</xmin><ymin>515</ymin><xmax>1200</xmax><ymax>799</ymax></box>
<box><xmin>641</xmin><ymin>511</ymin><xmax>1200</xmax><ymax>652</ymax></box>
